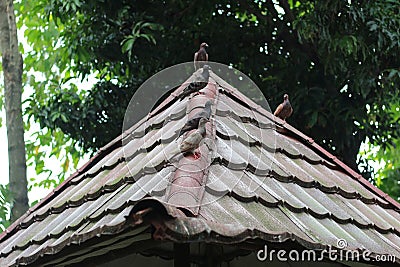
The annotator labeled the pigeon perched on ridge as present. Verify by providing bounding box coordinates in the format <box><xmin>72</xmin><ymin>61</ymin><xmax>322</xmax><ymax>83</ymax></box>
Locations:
<box><xmin>177</xmin><ymin>100</ymin><xmax>212</xmax><ymax>139</ymax></box>
<box><xmin>273</xmin><ymin>94</ymin><xmax>293</xmax><ymax>121</ymax></box>
<box><xmin>194</xmin><ymin>43</ymin><xmax>209</xmax><ymax>70</ymax></box>
<box><xmin>179</xmin><ymin>117</ymin><xmax>208</xmax><ymax>159</ymax></box>
<box><xmin>179</xmin><ymin>65</ymin><xmax>211</xmax><ymax>100</ymax></box>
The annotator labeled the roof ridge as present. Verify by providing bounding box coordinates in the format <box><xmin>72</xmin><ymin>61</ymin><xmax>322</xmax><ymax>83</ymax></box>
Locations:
<box><xmin>165</xmin><ymin>76</ymin><xmax>218</xmax><ymax>214</ymax></box>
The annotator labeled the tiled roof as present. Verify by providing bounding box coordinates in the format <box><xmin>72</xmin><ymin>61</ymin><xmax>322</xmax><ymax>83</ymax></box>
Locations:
<box><xmin>1</xmin><ymin>70</ymin><xmax>400</xmax><ymax>266</ymax></box>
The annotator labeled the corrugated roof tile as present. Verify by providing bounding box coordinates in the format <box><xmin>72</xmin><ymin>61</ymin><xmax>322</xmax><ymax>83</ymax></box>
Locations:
<box><xmin>1</xmin><ymin>71</ymin><xmax>399</xmax><ymax>266</ymax></box>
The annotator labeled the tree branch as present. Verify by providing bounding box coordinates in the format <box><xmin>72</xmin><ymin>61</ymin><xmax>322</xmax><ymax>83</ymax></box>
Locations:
<box><xmin>277</xmin><ymin>0</ymin><xmax>295</xmax><ymax>22</ymax></box>
<box><xmin>239</xmin><ymin>0</ymin><xmax>273</xmax><ymax>25</ymax></box>
<box><xmin>264</xmin><ymin>0</ymin><xmax>279</xmax><ymax>18</ymax></box>
<box><xmin>0</xmin><ymin>0</ymin><xmax>10</xmax><ymax>53</ymax></box>
<box><xmin>173</xmin><ymin>0</ymin><xmax>198</xmax><ymax>20</ymax></box>
<box><xmin>6</xmin><ymin>0</ymin><xmax>18</xmax><ymax>53</ymax></box>
<box><xmin>244</xmin><ymin>0</ymin><xmax>321</xmax><ymax>66</ymax></box>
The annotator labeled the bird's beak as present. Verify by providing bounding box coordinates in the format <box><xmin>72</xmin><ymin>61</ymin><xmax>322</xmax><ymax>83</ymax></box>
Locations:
<box><xmin>205</xmin><ymin>44</ymin><xmax>209</xmax><ymax>48</ymax></box>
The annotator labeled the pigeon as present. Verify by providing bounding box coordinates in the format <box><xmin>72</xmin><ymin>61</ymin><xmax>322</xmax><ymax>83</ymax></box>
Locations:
<box><xmin>194</xmin><ymin>43</ymin><xmax>209</xmax><ymax>70</ymax></box>
<box><xmin>177</xmin><ymin>100</ymin><xmax>212</xmax><ymax>138</ymax></box>
<box><xmin>179</xmin><ymin>117</ymin><xmax>208</xmax><ymax>159</ymax></box>
<box><xmin>179</xmin><ymin>65</ymin><xmax>211</xmax><ymax>100</ymax></box>
<box><xmin>273</xmin><ymin>94</ymin><xmax>293</xmax><ymax>121</ymax></box>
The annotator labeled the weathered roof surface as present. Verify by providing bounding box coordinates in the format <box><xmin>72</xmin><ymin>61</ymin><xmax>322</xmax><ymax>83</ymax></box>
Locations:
<box><xmin>1</xmin><ymin>70</ymin><xmax>400</xmax><ymax>266</ymax></box>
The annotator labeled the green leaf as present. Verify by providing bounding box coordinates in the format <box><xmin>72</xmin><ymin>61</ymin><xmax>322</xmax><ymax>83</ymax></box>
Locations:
<box><xmin>308</xmin><ymin>111</ymin><xmax>318</xmax><ymax>128</ymax></box>
<box><xmin>60</xmin><ymin>114</ymin><xmax>68</xmax><ymax>123</ymax></box>
<box><xmin>121</xmin><ymin>38</ymin><xmax>134</xmax><ymax>53</ymax></box>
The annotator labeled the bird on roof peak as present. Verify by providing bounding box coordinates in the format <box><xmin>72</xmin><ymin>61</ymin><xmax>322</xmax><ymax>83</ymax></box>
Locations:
<box><xmin>194</xmin><ymin>43</ymin><xmax>209</xmax><ymax>70</ymax></box>
<box><xmin>179</xmin><ymin>117</ymin><xmax>208</xmax><ymax>159</ymax></box>
<box><xmin>273</xmin><ymin>93</ymin><xmax>293</xmax><ymax>121</ymax></box>
<box><xmin>202</xmin><ymin>64</ymin><xmax>211</xmax><ymax>70</ymax></box>
<box><xmin>177</xmin><ymin>100</ymin><xmax>212</xmax><ymax>139</ymax></box>
<box><xmin>171</xmin><ymin>117</ymin><xmax>209</xmax><ymax>160</ymax></box>
<box><xmin>179</xmin><ymin>65</ymin><xmax>210</xmax><ymax>100</ymax></box>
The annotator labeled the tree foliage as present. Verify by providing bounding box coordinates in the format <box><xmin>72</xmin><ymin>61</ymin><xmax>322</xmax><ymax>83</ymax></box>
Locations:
<box><xmin>32</xmin><ymin>0</ymin><xmax>399</xmax><ymax>166</ymax></box>
<box><xmin>0</xmin><ymin>184</ymin><xmax>11</xmax><ymax>231</ymax></box>
<box><xmin>375</xmin><ymin>139</ymin><xmax>400</xmax><ymax>200</ymax></box>
<box><xmin>360</xmin><ymin>101</ymin><xmax>400</xmax><ymax>200</ymax></box>
<box><xmin>15</xmin><ymin>0</ymin><xmax>86</xmax><ymax>182</ymax></box>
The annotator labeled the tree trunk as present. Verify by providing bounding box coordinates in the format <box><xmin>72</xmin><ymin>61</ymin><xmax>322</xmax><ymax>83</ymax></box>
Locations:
<box><xmin>0</xmin><ymin>0</ymin><xmax>28</xmax><ymax>222</ymax></box>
